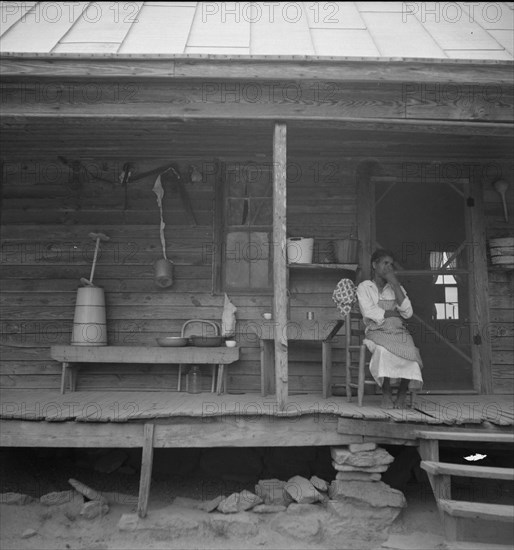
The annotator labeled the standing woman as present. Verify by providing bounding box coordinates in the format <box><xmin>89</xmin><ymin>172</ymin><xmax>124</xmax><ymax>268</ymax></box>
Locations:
<box><xmin>356</xmin><ymin>249</ymin><xmax>423</xmax><ymax>408</ymax></box>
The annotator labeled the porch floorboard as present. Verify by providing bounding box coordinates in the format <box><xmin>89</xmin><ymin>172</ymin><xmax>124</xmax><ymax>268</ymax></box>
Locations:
<box><xmin>1</xmin><ymin>389</ymin><xmax>512</xmax><ymax>426</ymax></box>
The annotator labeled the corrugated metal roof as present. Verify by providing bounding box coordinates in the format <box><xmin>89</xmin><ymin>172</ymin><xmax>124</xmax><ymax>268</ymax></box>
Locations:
<box><xmin>0</xmin><ymin>1</ymin><xmax>513</xmax><ymax>60</ymax></box>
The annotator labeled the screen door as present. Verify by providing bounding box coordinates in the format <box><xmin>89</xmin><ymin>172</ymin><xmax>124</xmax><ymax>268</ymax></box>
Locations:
<box><xmin>373</xmin><ymin>178</ymin><xmax>475</xmax><ymax>391</ymax></box>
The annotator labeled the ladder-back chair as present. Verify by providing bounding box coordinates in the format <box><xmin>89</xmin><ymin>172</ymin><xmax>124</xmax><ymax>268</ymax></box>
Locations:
<box><xmin>344</xmin><ymin>311</ymin><xmax>374</xmax><ymax>406</ymax></box>
<box><xmin>345</xmin><ymin>310</ymin><xmax>416</xmax><ymax>408</ymax></box>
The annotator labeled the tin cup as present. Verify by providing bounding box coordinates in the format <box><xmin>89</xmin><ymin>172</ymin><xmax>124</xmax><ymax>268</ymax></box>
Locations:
<box><xmin>307</xmin><ymin>311</ymin><xmax>314</xmax><ymax>320</ymax></box>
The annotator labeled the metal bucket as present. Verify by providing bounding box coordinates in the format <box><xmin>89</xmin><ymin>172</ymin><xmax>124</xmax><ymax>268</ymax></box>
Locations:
<box><xmin>334</xmin><ymin>239</ymin><xmax>360</xmax><ymax>264</ymax></box>
<box><xmin>71</xmin><ymin>286</ymin><xmax>107</xmax><ymax>345</ymax></box>
<box><xmin>286</xmin><ymin>237</ymin><xmax>314</xmax><ymax>264</ymax></box>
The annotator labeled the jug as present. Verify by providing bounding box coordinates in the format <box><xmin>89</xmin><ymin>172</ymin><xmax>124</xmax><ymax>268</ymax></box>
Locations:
<box><xmin>187</xmin><ymin>366</ymin><xmax>201</xmax><ymax>394</ymax></box>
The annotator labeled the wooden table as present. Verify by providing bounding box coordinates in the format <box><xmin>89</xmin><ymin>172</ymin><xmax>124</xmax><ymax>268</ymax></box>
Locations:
<box><xmin>255</xmin><ymin>319</ymin><xmax>344</xmax><ymax>398</ymax></box>
<box><xmin>50</xmin><ymin>345</ymin><xmax>240</xmax><ymax>395</ymax></box>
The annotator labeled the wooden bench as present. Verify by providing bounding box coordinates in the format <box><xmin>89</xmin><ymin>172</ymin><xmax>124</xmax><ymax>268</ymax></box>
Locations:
<box><xmin>50</xmin><ymin>345</ymin><xmax>239</xmax><ymax>395</ymax></box>
<box><xmin>416</xmin><ymin>430</ymin><xmax>514</xmax><ymax>542</ymax></box>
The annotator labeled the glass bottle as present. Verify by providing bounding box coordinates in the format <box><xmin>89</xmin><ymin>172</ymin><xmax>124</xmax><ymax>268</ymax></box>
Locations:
<box><xmin>187</xmin><ymin>365</ymin><xmax>201</xmax><ymax>394</ymax></box>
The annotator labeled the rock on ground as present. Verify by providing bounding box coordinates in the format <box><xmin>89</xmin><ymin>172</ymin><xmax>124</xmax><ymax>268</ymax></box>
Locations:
<box><xmin>335</xmin><ymin>471</ymin><xmax>381</xmax><ymax>482</ymax></box>
<box><xmin>81</xmin><ymin>500</ymin><xmax>110</xmax><ymax>519</ymax></box>
<box><xmin>331</xmin><ymin>447</ymin><xmax>394</xmax><ymax>467</ymax></box>
<box><xmin>325</xmin><ymin>499</ymin><xmax>402</xmax><ymax>544</ymax></box>
<box><xmin>310</xmin><ymin>475</ymin><xmax>328</xmax><ymax>492</ymax></box>
<box><xmin>349</xmin><ymin>442</ymin><xmax>377</xmax><ymax>453</ymax></box>
<box><xmin>285</xmin><ymin>476</ymin><xmax>322</xmax><ymax>504</ymax></box>
<box><xmin>40</xmin><ymin>490</ymin><xmax>77</xmax><ymax>506</ymax></box>
<box><xmin>332</xmin><ymin>462</ymin><xmax>389</xmax><ymax>473</ymax></box>
<box><xmin>217</xmin><ymin>490</ymin><xmax>262</xmax><ymax>513</ymax></box>
<box><xmin>21</xmin><ymin>528</ymin><xmax>37</xmax><ymax>539</ymax></box>
<box><xmin>199</xmin><ymin>495</ymin><xmax>223</xmax><ymax>513</ymax></box>
<box><xmin>329</xmin><ymin>480</ymin><xmax>406</xmax><ymax>508</ymax></box>
<box><xmin>0</xmin><ymin>493</ymin><xmax>35</xmax><ymax>505</ymax></box>
<box><xmin>255</xmin><ymin>478</ymin><xmax>292</xmax><ymax>506</ymax></box>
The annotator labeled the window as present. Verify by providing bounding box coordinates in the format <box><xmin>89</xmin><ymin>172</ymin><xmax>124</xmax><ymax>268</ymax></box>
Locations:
<box><xmin>431</xmin><ymin>251</ymin><xmax>459</xmax><ymax>320</ymax></box>
<box><xmin>215</xmin><ymin>163</ymin><xmax>273</xmax><ymax>293</ymax></box>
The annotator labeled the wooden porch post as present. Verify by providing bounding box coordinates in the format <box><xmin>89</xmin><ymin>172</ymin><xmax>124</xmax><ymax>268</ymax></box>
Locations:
<box><xmin>137</xmin><ymin>422</ymin><xmax>155</xmax><ymax>518</ymax></box>
<box><xmin>356</xmin><ymin>161</ymin><xmax>380</xmax><ymax>280</ymax></box>
<box><xmin>273</xmin><ymin>122</ymin><xmax>288</xmax><ymax>411</ymax></box>
<box><xmin>468</xmin><ymin>176</ymin><xmax>493</xmax><ymax>394</ymax></box>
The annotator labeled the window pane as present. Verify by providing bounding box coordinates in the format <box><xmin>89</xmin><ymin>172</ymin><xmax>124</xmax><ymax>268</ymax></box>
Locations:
<box><xmin>445</xmin><ymin>287</ymin><xmax>458</xmax><ymax>302</ymax></box>
<box><xmin>227</xmin><ymin>199</ymin><xmax>248</xmax><ymax>226</ymax></box>
<box><xmin>249</xmin><ymin>232</ymin><xmax>271</xmax><ymax>288</ymax></box>
<box><xmin>225</xmin><ymin>232</ymin><xmax>250</xmax><ymax>289</ymax></box>
<box><xmin>227</xmin><ymin>168</ymin><xmax>246</xmax><ymax>197</ymax></box>
<box><xmin>248</xmin><ymin>169</ymin><xmax>271</xmax><ymax>197</ymax></box>
<box><xmin>435</xmin><ymin>303</ymin><xmax>446</xmax><ymax>319</ymax></box>
<box><xmin>249</xmin><ymin>198</ymin><xmax>272</xmax><ymax>225</ymax></box>
<box><xmin>224</xmin><ymin>231</ymin><xmax>271</xmax><ymax>290</ymax></box>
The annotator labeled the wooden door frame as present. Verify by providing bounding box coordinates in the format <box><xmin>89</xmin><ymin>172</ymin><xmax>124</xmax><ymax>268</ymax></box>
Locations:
<box><xmin>356</xmin><ymin>170</ymin><xmax>493</xmax><ymax>394</ymax></box>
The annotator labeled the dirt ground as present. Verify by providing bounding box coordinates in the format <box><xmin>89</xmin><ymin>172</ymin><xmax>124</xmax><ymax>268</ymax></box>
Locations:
<box><xmin>0</xmin><ymin>485</ymin><xmax>446</xmax><ymax>550</ymax></box>
<box><xmin>0</xmin><ymin>447</ymin><xmax>511</xmax><ymax>550</ymax></box>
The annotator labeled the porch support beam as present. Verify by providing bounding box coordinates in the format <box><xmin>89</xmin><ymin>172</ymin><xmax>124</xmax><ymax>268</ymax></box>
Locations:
<box><xmin>137</xmin><ymin>423</ymin><xmax>154</xmax><ymax>518</ymax></box>
<box><xmin>469</xmin><ymin>176</ymin><xmax>493</xmax><ymax>393</ymax></box>
<box><xmin>272</xmin><ymin>122</ymin><xmax>288</xmax><ymax>411</ymax></box>
<box><xmin>2</xmin><ymin>56</ymin><xmax>513</xmax><ymax>86</ymax></box>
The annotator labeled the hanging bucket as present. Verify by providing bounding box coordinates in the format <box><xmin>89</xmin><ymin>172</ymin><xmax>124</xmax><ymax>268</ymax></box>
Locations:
<box><xmin>71</xmin><ymin>286</ymin><xmax>107</xmax><ymax>345</ymax></box>
<box><xmin>286</xmin><ymin>237</ymin><xmax>314</xmax><ymax>264</ymax></box>
<box><xmin>154</xmin><ymin>258</ymin><xmax>174</xmax><ymax>288</ymax></box>
<box><xmin>334</xmin><ymin>239</ymin><xmax>360</xmax><ymax>264</ymax></box>
<box><xmin>489</xmin><ymin>237</ymin><xmax>514</xmax><ymax>269</ymax></box>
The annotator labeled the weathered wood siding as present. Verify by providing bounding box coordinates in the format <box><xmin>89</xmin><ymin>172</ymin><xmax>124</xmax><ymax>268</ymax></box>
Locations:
<box><xmin>0</xmin><ymin>157</ymin><xmax>354</xmax><ymax>393</ymax></box>
<box><xmin>1</xmin><ymin>156</ymin><xmax>511</xmax><ymax>394</ymax></box>
<box><xmin>483</xmin><ymin>162</ymin><xmax>514</xmax><ymax>394</ymax></box>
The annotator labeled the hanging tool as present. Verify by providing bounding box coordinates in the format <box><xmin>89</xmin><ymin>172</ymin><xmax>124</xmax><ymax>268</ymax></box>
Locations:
<box><xmin>120</xmin><ymin>163</ymin><xmax>132</xmax><ymax>210</ymax></box>
<box><xmin>80</xmin><ymin>232</ymin><xmax>110</xmax><ymax>286</ymax></box>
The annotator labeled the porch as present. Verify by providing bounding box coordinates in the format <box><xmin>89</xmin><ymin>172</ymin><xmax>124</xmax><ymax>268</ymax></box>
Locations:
<box><xmin>2</xmin><ymin>389</ymin><xmax>513</xmax><ymax>528</ymax></box>
<box><xmin>2</xmin><ymin>389</ymin><xmax>513</xmax><ymax>429</ymax></box>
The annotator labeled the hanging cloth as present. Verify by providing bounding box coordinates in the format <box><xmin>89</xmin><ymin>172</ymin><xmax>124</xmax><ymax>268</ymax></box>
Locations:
<box><xmin>152</xmin><ymin>174</ymin><xmax>168</xmax><ymax>260</ymax></box>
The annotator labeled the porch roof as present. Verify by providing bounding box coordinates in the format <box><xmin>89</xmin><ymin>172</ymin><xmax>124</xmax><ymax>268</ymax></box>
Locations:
<box><xmin>1</xmin><ymin>2</ymin><xmax>513</xmax><ymax>61</ymax></box>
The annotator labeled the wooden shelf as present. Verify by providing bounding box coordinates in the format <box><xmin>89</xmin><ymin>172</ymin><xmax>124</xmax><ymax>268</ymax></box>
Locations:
<box><xmin>287</xmin><ymin>263</ymin><xmax>359</xmax><ymax>271</ymax></box>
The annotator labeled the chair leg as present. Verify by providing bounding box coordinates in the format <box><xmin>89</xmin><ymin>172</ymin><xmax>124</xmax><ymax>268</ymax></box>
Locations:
<box><xmin>60</xmin><ymin>362</ymin><xmax>68</xmax><ymax>395</ymax></box>
<box><xmin>211</xmin><ymin>365</ymin><xmax>216</xmax><ymax>393</ymax></box>
<box><xmin>345</xmin><ymin>362</ymin><xmax>353</xmax><ymax>402</ymax></box>
<box><xmin>177</xmin><ymin>365</ymin><xmax>183</xmax><ymax>391</ymax></box>
<box><xmin>345</xmin><ymin>314</ymin><xmax>352</xmax><ymax>402</ymax></box>
<box><xmin>322</xmin><ymin>341</ymin><xmax>332</xmax><ymax>399</ymax></box>
<box><xmin>357</xmin><ymin>344</ymin><xmax>366</xmax><ymax>406</ymax></box>
<box><xmin>409</xmin><ymin>388</ymin><xmax>417</xmax><ymax>409</ymax></box>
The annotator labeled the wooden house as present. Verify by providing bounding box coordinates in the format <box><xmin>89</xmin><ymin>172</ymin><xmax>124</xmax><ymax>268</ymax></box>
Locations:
<box><xmin>1</xmin><ymin>1</ymin><xmax>513</xmax><ymax>529</ymax></box>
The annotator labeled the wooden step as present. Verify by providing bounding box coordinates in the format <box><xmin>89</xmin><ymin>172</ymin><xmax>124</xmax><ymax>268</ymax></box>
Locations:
<box><xmin>439</xmin><ymin>499</ymin><xmax>514</xmax><ymax>522</ymax></box>
<box><xmin>421</xmin><ymin>461</ymin><xmax>514</xmax><ymax>481</ymax></box>
<box><xmin>415</xmin><ymin>430</ymin><xmax>514</xmax><ymax>444</ymax></box>
<box><xmin>446</xmin><ymin>542</ymin><xmax>514</xmax><ymax>550</ymax></box>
